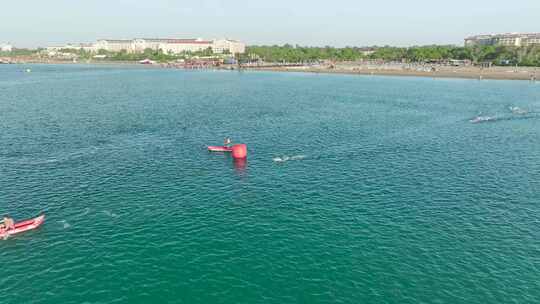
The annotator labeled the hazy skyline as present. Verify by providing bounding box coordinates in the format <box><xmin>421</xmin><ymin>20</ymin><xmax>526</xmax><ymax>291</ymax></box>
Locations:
<box><xmin>1</xmin><ymin>0</ymin><xmax>539</xmax><ymax>48</ymax></box>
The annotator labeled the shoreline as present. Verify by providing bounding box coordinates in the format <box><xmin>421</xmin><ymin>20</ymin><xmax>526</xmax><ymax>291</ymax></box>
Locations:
<box><xmin>3</xmin><ymin>59</ymin><xmax>539</xmax><ymax>81</ymax></box>
<box><xmin>240</xmin><ymin>66</ymin><xmax>539</xmax><ymax>81</ymax></box>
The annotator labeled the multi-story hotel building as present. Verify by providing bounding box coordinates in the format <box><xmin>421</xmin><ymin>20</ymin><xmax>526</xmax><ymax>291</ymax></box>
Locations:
<box><xmin>158</xmin><ymin>38</ymin><xmax>213</xmax><ymax>54</ymax></box>
<box><xmin>91</xmin><ymin>38</ymin><xmax>245</xmax><ymax>54</ymax></box>
<box><xmin>46</xmin><ymin>43</ymin><xmax>95</xmax><ymax>52</ymax></box>
<box><xmin>465</xmin><ymin>33</ymin><xmax>540</xmax><ymax>47</ymax></box>
<box><xmin>211</xmin><ymin>39</ymin><xmax>246</xmax><ymax>54</ymax></box>
<box><xmin>94</xmin><ymin>39</ymin><xmax>133</xmax><ymax>52</ymax></box>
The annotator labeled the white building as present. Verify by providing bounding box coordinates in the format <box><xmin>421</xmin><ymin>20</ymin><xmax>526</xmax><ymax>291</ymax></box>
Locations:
<box><xmin>211</xmin><ymin>39</ymin><xmax>246</xmax><ymax>54</ymax></box>
<box><xmin>525</xmin><ymin>34</ymin><xmax>540</xmax><ymax>46</ymax></box>
<box><xmin>131</xmin><ymin>38</ymin><xmax>213</xmax><ymax>54</ymax></box>
<box><xmin>157</xmin><ymin>38</ymin><xmax>246</xmax><ymax>55</ymax></box>
<box><xmin>54</xmin><ymin>37</ymin><xmax>247</xmax><ymax>55</ymax></box>
<box><xmin>131</xmin><ymin>38</ymin><xmax>164</xmax><ymax>52</ymax></box>
<box><xmin>159</xmin><ymin>38</ymin><xmax>213</xmax><ymax>55</ymax></box>
<box><xmin>93</xmin><ymin>37</ymin><xmax>246</xmax><ymax>55</ymax></box>
<box><xmin>465</xmin><ymin>33</ymin><xmax>540</xmax><ymax>47</ymax></box>
<box><xmin>46</xmin><ymin>43</ymin><xmax>95</xmax><ymax>52</ymax></box>
<box><xmin>94</xmin><ymin>39</ymin><xmax>132</xmax><ymax>52</ymax></box>
<box><xmin>79</xmin><ymin>43</ymin><xmax>95</xmax><ymax>52</ymax></box>
<box><xmin>1</xmin><ymin>43</ymin><xmax>13</xmax><ymax>52</ymax></box>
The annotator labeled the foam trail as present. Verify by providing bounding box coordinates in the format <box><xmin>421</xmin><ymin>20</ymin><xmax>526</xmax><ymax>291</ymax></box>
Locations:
<box><xmin>1</xmin><ymin>146</ymin><xmax>101</xmax><ymax>166</ymax></box>
<box><xmin>470</xmin><ymin>116</ymin><xmax>497</xmax><ymax>124</ymax></box>
<box><xmin>273</xmin><ymin>156</ymin><xmax>290</xmax><ymax>163</ymax></box>
<box><xmin>273</xmin><ymin>155</ymin><xmax>307</xmax><ymax>162</ymax></box>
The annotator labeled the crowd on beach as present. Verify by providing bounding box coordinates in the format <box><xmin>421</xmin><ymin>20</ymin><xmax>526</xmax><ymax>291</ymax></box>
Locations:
<box><xmin>237</xmin><ymin>60</ymin><xmax>539</xmax><ymax>81</ymax></box>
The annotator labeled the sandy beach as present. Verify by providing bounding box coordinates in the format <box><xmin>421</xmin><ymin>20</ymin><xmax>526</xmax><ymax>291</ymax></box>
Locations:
<box><xmin>245</xmin><ymin>64</ymin><xmax>539</xmax><ymax>81</ymax></box>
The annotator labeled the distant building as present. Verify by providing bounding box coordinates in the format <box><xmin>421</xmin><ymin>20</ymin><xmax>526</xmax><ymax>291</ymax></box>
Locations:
<box><xmin>45</xmin><ymin>37</ymin><xmax>246</xmax><ymax>55</ymax></box>
<box><xmin>93</xmin><ymin>38</ymin><xmax>246</xmax><ymax>54</ymax></box>
<box><xmin>465</xmin><ymin>33</ymin><xmax>540</xmax><ymax>47</ymax></box>
<box><xmin>131</xmin><ymin>38</ymin><xmax>163</xmax><ymax>52</ymax></box>
<box><xmin>359</xmin><ymin>47</ymin><xmax>376</xmax><ymax>56</ymax></box>
<box><xmin>46</xmin><ymin>43</ymin><xmax>95</xmax><ymax>52</ymax></box>
<box><xmin>79</xmin><ymin>43</ymin><xmax>96</xmax><ymax>52</ymax></box>
<box><xmin>158</xmin><ymin>38</ymin><xmax>213</xmax><ymax>54</ymax></box>
<box><xmin>1</xmin><ymin>43</ymin><xmax>13</xmax><ymax>52</ymax></box>
<box><xmin>94</xmin><ymin>39</ymin><xmax>133</xmax><ymax>52</ymax></box>
<box><xmin>211</xmin><ymin>39</ymin><xmax>246</xmax><ymax>54</ymax></box>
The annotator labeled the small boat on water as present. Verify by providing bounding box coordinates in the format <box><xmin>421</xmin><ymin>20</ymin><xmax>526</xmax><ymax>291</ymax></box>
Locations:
<box><xmin>208</xmin><ymin>146</ymin><xmax>233</xmax><ymax>152</ymax></box>
<box><xmin>0</xmin><ymin>214</ymin><xmax>45</xmax><ymax>239</ymax></box>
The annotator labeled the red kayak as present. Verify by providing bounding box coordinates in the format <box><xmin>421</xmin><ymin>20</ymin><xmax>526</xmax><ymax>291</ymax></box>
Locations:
<box><xmin>208</xmin><ymin>146</ymin><xmax>233</xmax><ymax>152</ymax></box>
<box><xmin>0</xmin><ymin>214</ymin><xmax>45</xmax><ymax>239</ymax></box>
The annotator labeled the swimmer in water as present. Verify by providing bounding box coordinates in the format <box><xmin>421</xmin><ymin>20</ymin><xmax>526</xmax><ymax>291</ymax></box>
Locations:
<box><xmin>509</xmin><ymin>106</ymin><xmax>527</xmax><ymax>115</ymax></box>
<box><xmin>224</xmin><ymin>137</ymin><xmax>232</xmax><ymax>147</ymax></box>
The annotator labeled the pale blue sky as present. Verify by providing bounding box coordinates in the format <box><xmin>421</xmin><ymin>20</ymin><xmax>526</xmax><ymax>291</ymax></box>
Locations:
<box><xmin>1</xmin><ymin>0</ymin><xmax>539</xmax><ymax>48</ymax></box>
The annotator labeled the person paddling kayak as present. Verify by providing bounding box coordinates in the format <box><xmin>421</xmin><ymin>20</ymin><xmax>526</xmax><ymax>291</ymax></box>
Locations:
<box><xmin>0</xmin><ymin>215</ymin><xmax>15</xmax><ymax>233</ymax></box>
<box><xmin>0</xmin><ymin>214</ymin><xmax>45</xmax><ymax>240</ymax></box>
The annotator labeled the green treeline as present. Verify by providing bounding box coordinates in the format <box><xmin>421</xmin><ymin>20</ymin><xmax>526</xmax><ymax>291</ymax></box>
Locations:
<box><xmin>4</xmin><ymin>45</ymin><xmax>540</xmax><ymax>66</ymax></box>
<box><xmin>97</xmin><ymin>48</ymin><xmax>178</xmax><ymax>61</ymax></box>
<box><xmin>244</xmin><ymin>44</ymin><xmax>540</xmax><ymax>66</ymax></box>
<box><xmin>54</xmin><ymin>47</ymin><xmax>218</xmax><ymax>62</ymax></box>
<box><xmin>245</xmin><ymin>45</ymin><xmax>361</xmax><ymax>62</ymax></box>
<box><xmin>0</xmin><ymin>48</ymin><xmax>41</xmax><ymax>57</ymax></box>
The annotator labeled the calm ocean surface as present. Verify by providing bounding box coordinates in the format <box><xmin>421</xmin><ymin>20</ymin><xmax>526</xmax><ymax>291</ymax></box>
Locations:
<box><xmin>1</xmin><ymin>64</ymin><xmax>539</xmax><ymax>304</ymax></box>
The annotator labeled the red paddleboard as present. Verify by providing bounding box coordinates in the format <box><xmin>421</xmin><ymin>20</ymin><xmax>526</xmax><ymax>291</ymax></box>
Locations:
<box><xmin>0</xmin><ymin>214</ymin><xmax>45</xmax><ymax>239</ymax></box>
<box><xmin>208</xmin><ymin>146</ymin><xmax>233</xmax><ymax>152</ymax></box>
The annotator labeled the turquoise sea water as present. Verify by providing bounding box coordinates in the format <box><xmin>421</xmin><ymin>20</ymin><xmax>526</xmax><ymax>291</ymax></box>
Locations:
<box><xmin>1</xmin><ymin>64</ymin><xmax>539</xmax><ymax>304</ymax></box>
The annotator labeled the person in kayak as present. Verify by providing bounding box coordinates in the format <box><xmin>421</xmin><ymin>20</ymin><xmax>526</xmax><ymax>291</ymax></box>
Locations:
<box><xmin>224</xmin><ymin>137</ymin><xmax>232</xmax><ymax>147</ymax></box>
<box><xmin>0</xmin><ymin>215</ymin><xmax>15</xmax><ymax>231</ymax></box>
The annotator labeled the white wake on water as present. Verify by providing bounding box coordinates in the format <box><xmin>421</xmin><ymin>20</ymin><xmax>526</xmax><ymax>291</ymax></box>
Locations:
<box><xmin>273</xmin><ymin>155</ymin><xmax>307</xmax><ymax>163</ymax></box>
<box><xmin>0</xmin><ymin>147</ymin><xmax>100</xmax><ymax>165</ymax></box>
<box><xmin>470</xmin><ymin>105</ymin><xmax>539</xmax><ymax>124</ymax></box>
<box><xmin>103</xmin><ymin>210</ymin><xmax>119</xmax><ymax>218</ymax></box>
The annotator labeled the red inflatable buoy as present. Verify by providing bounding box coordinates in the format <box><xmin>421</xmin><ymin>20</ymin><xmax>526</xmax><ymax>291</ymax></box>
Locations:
<box><xmin>232</xmin><ymin>144</ymin><xmax>247</xmax><ymax>159</ymax></box>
